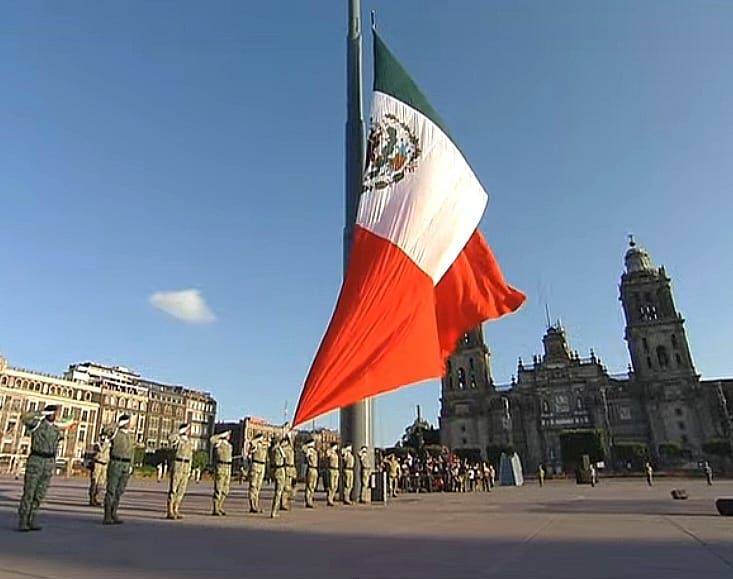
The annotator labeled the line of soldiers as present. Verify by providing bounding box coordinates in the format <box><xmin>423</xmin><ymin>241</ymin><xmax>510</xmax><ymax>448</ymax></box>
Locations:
<box><xmin>18</xmin><ymin>409</ymin><xmax>375</xmax><ymax>530</ymax></box>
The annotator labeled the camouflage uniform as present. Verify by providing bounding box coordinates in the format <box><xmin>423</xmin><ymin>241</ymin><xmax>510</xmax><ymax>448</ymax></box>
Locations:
<box><xmin>342</xmin><ymin>447</ymin><xmax>355</xmax><ymax>505</ymax></box>
<box><xmin>89</xmin><ymin>437</ymin><xmax>110</xmax><ymax>506</ymax></box>
<box><xmin>104</xmin><ymin>425</ymin><xmax>134</xmax><ymax>524</ymax></box>
<box><xmin>281</xmin><ymin>442</ymin><xmax>296</xmax><ymax>511</ymax></box>
<box><xmin>17</xmin><ymin>412</ymin><xmax>63</xmax><ymax>531</ymax></box>
<box><xmin>537</xmin><ymin>465</ymin><xmax>545</xmax><ymax>487</ymax></box>
<box><xmin>248</xmin><ymin>438</ymin><xmax>268</xmax><ymax>513</ymax></box>
<box><xmin>270</xmin><ymin>442</ymin><xmax>287</xmax><ymax>518</ymax></box>
<box><xmin>326</xmin><ymin>446</ymin><xmax>340</xmax><ymax>506</ymax></box>
<box><xmin>303</xmin><ymin>445</ymin><xmax>319</xmax><ymax>508</ymax></box>
<box><xmin>358</xmin><ymin>448</ymin><xmax>372</xmax><ymax>503</ymax></box>
<box><xmin>211</xmin><ymin>434</ymin><xmax>232</xmax><ymax>515</ymax></box>
<box><xmin>167</xmin><ymin>433</ymin><xmax>193</xmax><ymax>519</ymax></box>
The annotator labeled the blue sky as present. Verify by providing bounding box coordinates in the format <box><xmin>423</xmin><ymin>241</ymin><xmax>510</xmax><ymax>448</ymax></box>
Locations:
<box><xmin>1</xmin><ymin>1</ymin><xmax>732</xmax><ymax>446</ymax></box>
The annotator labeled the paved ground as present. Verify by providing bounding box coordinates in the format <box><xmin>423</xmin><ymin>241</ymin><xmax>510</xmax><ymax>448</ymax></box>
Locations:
<box><xmin>0</xmin><ymin>475</ymin><xmax>731</xmax><ymax>579</ymax></box>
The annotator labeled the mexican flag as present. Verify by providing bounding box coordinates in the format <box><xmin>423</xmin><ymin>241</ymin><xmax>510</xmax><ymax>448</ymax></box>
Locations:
<box><xmin>293</xmin><ymin>32</ymin><xmax>525</xmax><ymax>426</ymax></box>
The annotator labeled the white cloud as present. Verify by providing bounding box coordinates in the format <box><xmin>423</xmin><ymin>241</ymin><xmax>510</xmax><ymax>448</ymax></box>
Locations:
<box><xmin>149</xmin><ymin>289</ymin><xmax>216</xmax><ymax>324</ymax></box>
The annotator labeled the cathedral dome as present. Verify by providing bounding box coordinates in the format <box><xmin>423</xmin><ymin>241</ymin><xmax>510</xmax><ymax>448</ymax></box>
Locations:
<box><xmin>625</xmin><ymin>236</ymin><xmax>655</xmax><ymax>273</ymax></box>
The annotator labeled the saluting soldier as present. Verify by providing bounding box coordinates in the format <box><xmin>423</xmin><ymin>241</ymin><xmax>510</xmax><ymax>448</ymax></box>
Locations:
<box><xmin>104</xmin><ymin>414</ymin><xmax>134</xmax><ymax>525</ymax></box>
<box><xmin>89</xmin><ymin>432</ymin><xmax>110</xmax><ymax>506</ymax></box>
<box><xmin>17</xmin><ymin>404</ymin><xmax>75</xmax><ymax>532</ymax></box>
<box><xmin>537</xmin><ymin>464</ymin><xmax>545</xmax><ymax>488</ymax></box>
<box><xmin>341</xmin><ymin>444</ymin><xmax>355</xmax><ymax>505</ymax></box>
<box><xmin>248</xmin><ymin>433</ymin><xmax>267</xmax><ymax>513</ymax></box>
<box><xmin>326</xmin><ymin>443</ymin><xmax>340</xmax><ymax>506</ymax></box>
<box><xmin>167</xmin><ymin>423</ymin><xmax>193</xmax><ymax>520</ymax></box>
<box><xmin>270</xmin><ymin>437</ymin><xmax>288</xmax><ymax>518</ymax></box>
<box><xmin>211</xmin><ymin>430</ymin><xmax>233</xmax><ymax>516</ymax></box>
<box><xmin>281</xmin><ymin>435</ymin><xmax>295</xmax><ymax>511</ymax></box>
<box><xmin>302</xmin><ymin>440</ymin><xmax>319</xmax><ymax>508</ymax></box>
<box><xmin>385</xmin><ymin>455</ymin><xmax>400</xmax><ymax>498</ymax></box>
<box><xmin>357</xmin><ymin>445</ymin><xmax>371</xmax><ymax>503</ymax></box>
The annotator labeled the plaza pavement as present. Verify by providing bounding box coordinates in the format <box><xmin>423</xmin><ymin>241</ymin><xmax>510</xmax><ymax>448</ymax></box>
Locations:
<box><xmin>0</xmin><ymin>475</ymin><xmax>731</xmax><ymax>579</ymax></box>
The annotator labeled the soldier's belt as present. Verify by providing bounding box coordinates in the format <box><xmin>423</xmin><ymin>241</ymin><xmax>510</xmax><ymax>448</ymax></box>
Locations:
<box><xmin>286</xmin><ymin>463</ymin><xmax>295</xmax><ymax>467</ymax></box>
<box><xmin>273</xmin><ymin>465</ymin><xmax>286</xmax><ymax>470</ymax></box>
<box><xmin>217</xmin><ymin>461</ymin><xmax>232</xmax><ymax>465</ymax></box>
<box><xmin>307</xmin><ymin>466</ymin><xmax>319</xmax><ymax>471</ymax></box>
<box><xmin>111</xmin><ymin>456</ymin><xmax>131</xmax><ymax>463</ymax></box>
<box><xmin>175</xmin><ymin>457</ymin><xmax>191</xmax><ymax>463</ymax></box>
<box><xmin>328</xmin><ymin>467</ymin><xmax>339</xmax><ymax>471</ymax></box>
<box><xmin>30</xmin><ymin>451</ymin><xmax>55</xmax><ymax>459</ymax></box>
<box><xmin>252</xmin><ymin>459</ymin><xmax>266</xmax><ymax>465</ymax></box>
<box><xmin>344</xmin><ymin>467</ymin><xmax>354</xmax><ymax>471</ymax></box>
<box><xmin>94</xmin><ymin>460</ymin><xmax>108</xmax><ymax>466</ymax></box>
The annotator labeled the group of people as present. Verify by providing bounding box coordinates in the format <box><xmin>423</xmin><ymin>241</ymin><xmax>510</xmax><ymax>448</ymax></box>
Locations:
<box><xmin>380</xmin><ymin>452</ymin><xmax>498</xmax><ymax>495</ymax></box>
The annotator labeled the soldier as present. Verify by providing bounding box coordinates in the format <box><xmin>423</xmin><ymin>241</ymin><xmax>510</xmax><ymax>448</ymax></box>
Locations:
<box><xmin>167</xmin><ymin>423</ymin><xmax>193</xmax><ymax>520</ymax></box>
<box><xmin>302</xmin><ymin>439</ymin><xmax>319</xmax><ymax>508</ymax></box>
<box><xmin>488</xmin><ymin>463</ymin><xmax>496</xmax><ymax>490</ymax></box>
<box><xmin>537</xmin><ymin>464</ymin><xmax>545</xmax><ymax>487</ymax></box>
<box><xmin>326</xmin><ymin>443</ymin><xmax>340</xmax><ymax>506</ymax></box>
<box><xmin>89</xmin><ymin>432</ymin><xmax>110</xmax><ymax>506</ymax></box>
<box><xmin>341</xmin><ymin>444</ymin><xmax>355</xmax><ymax>505</ymax></box>
<box><xmin>248</xmin><ymin>432</ymin><xmax>267</xmax><ymax>513</ymax></box>
<box><xmin>357</xmin><ymin>445</ymin><xmax>371</xmax><ymax>503</ymax></box>
<box><xmin>385</xmin><ymin>455</ymin><xmax>400</xmax><ymax>498</ymax></box>
<box><xmin>270</xmin><ymin>437</ymin><xmax>288</xmax><ymax>518</ymax></box>
<box><xmin>104</xmin><ymin>414</ymin><xmax>134</xmax><ymax>525</ymax></box>
<box><xmin>644</xmin><ymin>461</ymin><xmax>654</xmax><ymax>486</ymax></box>
<box><xmin>211</xmin><ymin>430</ymin><xmax>233</xmax><ymax>516</ymax></box>
<box><xmin>17</xmin><ymin>405</ymin><xmax>75</xmax><ymax>532</ymax></box>
<box><xmin>281</xmin><ymin>435</ymin><xmax>295</xmax><ymax>511</ymax></box>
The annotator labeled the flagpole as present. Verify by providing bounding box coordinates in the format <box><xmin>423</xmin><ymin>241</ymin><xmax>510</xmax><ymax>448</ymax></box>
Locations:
<box><xmin>341</xmin><ymin>0</ymin><xmax>374</xmax><ymax>501</ymax></box>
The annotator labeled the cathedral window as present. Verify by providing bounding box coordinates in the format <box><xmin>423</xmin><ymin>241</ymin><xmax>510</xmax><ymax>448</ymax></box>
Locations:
<box><xmin>642</xmin><ymin>338</ymin><xmax>649</xmax><ymax>352</ymax></box>
<box><xmin>675</xmin><ymin>408</ymin><xmax>683</xmax><ymax>416</ymax></box>
<box><xmin>678</xmin><ymin>421</ymin><xmax>685</xmax><ymax>431</ymax></box>
<box><xmin>675</xmin><ymin>353</ymin><xmax>682</xmax><ymax>367</ymax></box>
<box><xmin>448</xmin><ymin>376</ymin><xmax>454</xmax><ymax>390</ymax></box>
<box><xmin>656</xmin><ymin>346</ymin><xmax>669</xmax><ymax>368</ymax></box>
<box><xmin>458</xmin><ymin>368</ymin><xmax>466</xmax><ymax>389</ymax></box>
<box><xmin>576</xmin><ymin>397</ymin><xmax>584</xmax><ymax>410</ymax></box>
<box><xmin>646</xmin><ymin>356</ymin><xmax>652</xmax><ymax>369</ymax></box>
<box><xmin>470</xmin><ymin>374</ymin><xmax>477</xmax><ymax>389</ymax></box>
<box><xmin>681</xmin><ymin>434</ymin><xmax>688</xmax><ymax>444</ymax></box>
<box><xmin>463</xmin><ymin>334</ymin><xmax>470</xmax><ymax>345</ymax></box>
<box><xmin>671</xmin><ymin>334</ymin><xmax>678</xmax><ymax>349</ymax></box>
<box><xmin>542</xmin><ymin>400</ymin><xmax>550</xmax><ymax>413</ymax></box>
<box><xmin>469</xmin><ymin>358</ymin><xmax>475</xmax><ymax>370</ymax></box>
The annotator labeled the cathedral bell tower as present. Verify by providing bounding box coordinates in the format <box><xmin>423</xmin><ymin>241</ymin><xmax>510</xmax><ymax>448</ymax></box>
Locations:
<box><xmin>619</xmin><ymin>236</ymin><xmax>696</xmax><ymax>380</ymax></box>
<box><xmin>441</xmin><ymin>326</ymin><xmax>493</xmax><ymax>393</ymax></box>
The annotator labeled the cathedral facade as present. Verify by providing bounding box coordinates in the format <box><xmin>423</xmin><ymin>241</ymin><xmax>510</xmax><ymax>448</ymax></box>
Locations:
<box><xmin>440</xmin><ymin>239</ymin><xmax>733</xmax><ymax>473</ymax></box>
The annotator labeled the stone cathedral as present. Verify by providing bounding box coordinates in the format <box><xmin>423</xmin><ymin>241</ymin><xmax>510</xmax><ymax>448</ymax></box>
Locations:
<box><xmin>440</xmin><ymin>238</ymin><xmax>733</xmax><ymax>473</ymax></box>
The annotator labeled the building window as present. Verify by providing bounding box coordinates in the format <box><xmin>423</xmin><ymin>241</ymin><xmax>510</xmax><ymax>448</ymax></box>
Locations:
<box><xmin>675</xmin><ymin>353</ymin><xmax>683</xmax><ymax>367</ymax></box>
<box><xmin>671</xmin><ymin>334</ymin><xmax>678</xmax><ymax>349</ymax></box>
<box><xmin>656</xmin><ymin>346</ymin><xmax>669</xmax><ymax>368</ymax></box>
<box><xmin>461</xmin><ymin>425</ymin><xmax>466</xmax><ymax>433</ymax></box>
<box><xmin>678</xmin><ymin>421</ymin><xmax>686</xmax><ymax>431</ymax></box>
<box><xmin>458</xmin><ymin>368</ymin><xmax>466</xmax><ymax>389</ymax></box>
<box><xmin>619</xmin><ymin>406</ymin><xmax>632</xmax><ymax>421</ymax></box>
<box><xmin>675</xmin><ymin>408</ymin><xmax>683</xmax><ymax>417</ymax></box>
<box><xmin>542</xmin><ymin>400</ymin><xmax>550</xmax><ymax>413</ymax></box>
<box><xmin>576</xmin><ymin>397</ymin><xmax>584</xmax><ymax>410</ymax></box>
<box><xmin>448</xmin><ymin>376</ymin><xmax>454</xmax><ymax>390</ymax></box>
<box><xmin>646</xmin><ymin>356</ymin><xmax>652</xmax><ymax>369</ymax></box>
<box><xmin>681</xmin><ymin>435</ymin><xmax>688</xmax><ymax>444</ymax></box>
<box><xmin>642</xmin><ymin>338</ymin><xmax>649</xmax><ymax>352</ymax></box>
<box><xmin>461</xmin><ymin>438</ymin><xmax>467</xmax><ymax>445</ymax></box>
<box><xmin>469</xmin><ymin>358</ymin><xmax>475</xmax><ymax>370</ymax></box>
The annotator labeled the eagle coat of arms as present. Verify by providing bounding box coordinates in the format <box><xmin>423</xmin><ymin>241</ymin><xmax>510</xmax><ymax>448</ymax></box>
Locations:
<box><xmin>363</xmin><ymin>113</ymin><xmax>421</xmax><ymax>193</ymax></box>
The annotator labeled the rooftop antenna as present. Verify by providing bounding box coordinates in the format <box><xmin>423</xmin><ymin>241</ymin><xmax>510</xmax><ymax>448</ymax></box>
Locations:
<box><xmin>544</xmin><ymin>303</ymin><xmax>552</xmax><ymax>330</ymax></box>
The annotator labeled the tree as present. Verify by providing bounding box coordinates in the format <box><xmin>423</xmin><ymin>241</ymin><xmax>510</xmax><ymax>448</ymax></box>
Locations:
<box><xmin>702</xmin><ymin>439</ymin><xmax>732</xmax><ymax>457</ymax></box>
<box><xmin>559</xmin><ymin>429</ymin><xmax>605</xmax><ymax>469</ymax></box>
<box><xmin>192</xmin><ymin>450</ymin><xmax>209</xmax><ymax>472</ymax></box>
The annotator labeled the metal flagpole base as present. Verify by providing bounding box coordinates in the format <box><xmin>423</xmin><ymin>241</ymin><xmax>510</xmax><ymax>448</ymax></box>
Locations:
<box><xmin>340</xmin><ymin>398</ymin><xmax>374</xmax><ymax>502</ymax></box>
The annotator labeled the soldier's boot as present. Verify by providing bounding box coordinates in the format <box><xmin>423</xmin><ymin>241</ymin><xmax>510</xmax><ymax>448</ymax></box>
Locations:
<box><xmin>28</xmin><ymin>513</ymin><xmax>42</xmax><ymax>532</ymax></box>
<box><xmin>103</xmin><ymin>502</ymin><xmax>114</xmax><ymax>525</ymax></box>
<box><xmin>167</xmin><ymin>498</ymin><xmax>177</xmax><ymax>520</ymax></box>
<box><xmin>112</xmin><ymin>503</ymin><xmax>124</xmax><ymax>524</ymax></box>
<box><xmin>174</xmin><ymin>501</ymin><xmax>184</xmax><ymax>520</ymax></box>
<box><xmin>17</xmin><ymin>512</ymin><xmax>30</xmax><ymax>533</ymax></box>
<box><xmin>281</xmin><ymin>495</ymin><xmax>290</xmax><ymax>511</ymax></box>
